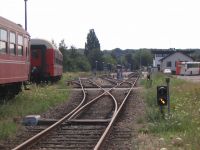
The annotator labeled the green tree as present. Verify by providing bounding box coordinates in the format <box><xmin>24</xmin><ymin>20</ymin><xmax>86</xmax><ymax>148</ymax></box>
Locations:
<box><xmin>140</xmin><ymin>49</ymin><xmax>153</xmax><ymax>66</ymax></box>
<box><xmin>85</xmin><ymin>29</ymin><xmax>100</xmax><ymax>56</ymax></box>
<box><xmin>69</xmin><ymin>45</ymin><xmax>79</xmax><ymax>58</ymax></box>
<box><xmin>87</xmin><ymin>48</ymin><xmax>103</xmax><ymax>70</ymax></box>
<box><xmin>125</xmin><ymin>53</ymin><xmax>134</xmax><ymax>70</ymax></box>
<box><xmin>59</xmin><ymin>40</ymin><xmax>91</xmax><ymax>72</ymax></box>
<box><xmin>59</xmin><ymin>39</ymin><xmax>68</xmax><ymax>71</ymax></box>
<box><xmin>132</xmin><ymin>49</ymin><xmax>153</xmax><ymax>70</ymax></box>
<box><xmin>68</xmin><ymin>45</ymin><xmax>91</xmax><ymax>71</ymax></box>
<box><xmin>84</xmin><ymin>29</ymin><xmax>103</xmax><ymax>70</ymax></box>
<box><xmin>191</xmin><ymin>50</ymin><xmax>200</xmax><ymax>61</ymax></box>
<box><xmin>103</xmin><ymin>54</ymin><xmax>117</xmax><ymax>65</ymax></box>
<box><xmin>75</xmin><ymin>55</ymin><xmax>91</xmax><ymax>71</ymax></box>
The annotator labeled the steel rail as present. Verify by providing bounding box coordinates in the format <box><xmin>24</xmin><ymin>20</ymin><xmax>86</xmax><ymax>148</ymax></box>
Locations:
<box><xmin>12</xmin><ymin>75</ymin><xmax>138</xmax><ymax>150</ymax></box>
<box><xmin>12</xmin><ymin>76</ymin><xmax>115</xmax><ymax>149</ymax></box>
<box><xmin>67</xmin><ymin>79</ymin><xmax>125</xmax><ymax>120</ymax></box>
<box><xmin>12</xmin><ymin>78</ymin><xmax>86</xmax><ymax>150</ymax></box>
<box><xmin>99</xmin><ymin>76</ymin><xmax>118</xmax><ymax>85</ymax></box>
<box><xmin>68</xmin><ymin>76</ymin><xmax>138</xmax><ymax>120</ymax></box>
<box><xmin>67</xmin><ymin>80</ymin><xmax>80</xmax><ymax>86</ymax></box>
<box><xmin>67</xmin><ymin>78</ymin><xmax>131</xmax><ymax>122</ymax></box>
<box><xmin>80</xmin><ymin>77</ymin><xmax>98</xmax><ymax>87</ymax></box>
<box><xmin>67</xmin><ymin>90</ymin><xmax>116</xmax><ymax>120</ymax></box>
<box><xmin>119</xmin><ymin>81</ymin><xmax>133</xmax><ymax>86</ymax></box>
<box><xmin>128</xmin><ymin>71</ymin><xmax>140</xmax><ymax>78</ymax></box>
<box><xmin>71</xmin><ymin>80</ymin><xmax>81</xmax><ymax>85</ymax></box>
<box><xmin>94</xmin><ymin>75</ymin><xmax>139</xmax><ymax>150</ymax></box>
<box><xmin>89</xmin><ymin>79</ymin><xmax>118</xmax><ymax>113</ymax></box>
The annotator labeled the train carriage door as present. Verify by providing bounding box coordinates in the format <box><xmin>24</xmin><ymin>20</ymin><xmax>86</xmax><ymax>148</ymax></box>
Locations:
<box><xmin>31</xmin><ymin>47</ymin><xmax>41</xmax><ymax>68</ymax></box>
<box><xmin>199</xmin><ymin>63</ymin><xmax>200</xmax><ymax>75</ymax></box>
<box><xmin>31</xmin><ymin>45</ymin><xmax>46</xmax><ymax>78</ymax></box>
<box><xmin>24</xmin><ymin>37</ymin><xmax>30</xmax><ymax>79</ymax></box>
<box><xmin>40</xmin><ymin>46</ymin><xmax>46</xmax><ymax>76</ymax></box>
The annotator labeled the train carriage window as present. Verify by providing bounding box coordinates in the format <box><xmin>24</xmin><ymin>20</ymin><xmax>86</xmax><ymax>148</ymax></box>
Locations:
<box><xmin>17</xmin><ymin>35</ymin><xmax>23</xmax><ymax>56</ymax></box>
<box><xmin>18</xmin><ymin>35</ymin><xmax>23</xmax><ymax>45</ymax></box>
<box><xmin>0</xmin><ymin>29</ymin><xmax>8</xmax><ymax>54</ymax></box>
<box><xmin>0</xmin><ymin>29</ymin><xmax>7</xmax><ymax>41</ymax></box>
<box><xmin>10</xmin><ymin>32</ymin><xmax>16</xmax><ymax>55</ymax></box>
<box><xmin>24</xmin><ymin>37</ymin><xmax>29</xmax><ymax>59</ymax></box>
<box><xmin>10</xmin><ymin>44</ymin><xmax>16</xmax><ymax>55</ymax></box>
<box><xmin>18</xmin><ymin>45</ymin><xmax>23</xmax><ymax>56</ymax></box>
<box><xmin>0</xmin><ymin>41</ymin><xmax>7</xmax><ymax>53</ymax></box>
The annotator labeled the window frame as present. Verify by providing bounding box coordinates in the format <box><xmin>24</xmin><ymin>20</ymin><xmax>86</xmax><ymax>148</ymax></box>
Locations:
<box><xmin>24</xmin><ymin>37</ymin><xmax>28</xmax><ymax>58</ymax></box>
<box><xmin>17</xmin><ymin>35</ymin><xmax>23</xmax><ymax>56</ymax></box>
<box><xmin>0</xmin><ymin>28</ymin><xmax>8</xmax><ymax>54</ymax></box>
<box><xmin>166</xmin><ymin>61</ymin><xmax>172</xmax><ymax>67</ymax></box>
<box><xmin>9</xmin><ymin>32</ymin><xmax>16</xmax><ymax>55</ymax></box>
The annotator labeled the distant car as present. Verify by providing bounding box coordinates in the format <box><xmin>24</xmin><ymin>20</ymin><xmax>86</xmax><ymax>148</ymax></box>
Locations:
<box><xmin>163</xmin><ymin>69</ymin><xmax>172</xmax><ymax>74</ymax></box>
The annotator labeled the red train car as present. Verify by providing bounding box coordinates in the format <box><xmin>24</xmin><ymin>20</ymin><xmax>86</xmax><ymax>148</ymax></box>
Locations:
<box><xmin>30</xmin><ymin>39</ymin><xmax>63</xmax><ymax>83</ymax></box>
<box><xmin>0</xmin><ymin>16</ymin><xmax>30</xmax><ymax>98</ymax></box>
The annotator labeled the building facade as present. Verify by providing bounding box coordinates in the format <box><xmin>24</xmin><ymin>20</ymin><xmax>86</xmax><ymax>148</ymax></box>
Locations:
<box><xmin>160</xmin><ymin>52</ymin><xmax>194</xmax><ymax>73</ymax></box>
<box><xmin>151</xmin><ymin>49</ymin><xmax>194</xmax><ymax>72</ymax></box>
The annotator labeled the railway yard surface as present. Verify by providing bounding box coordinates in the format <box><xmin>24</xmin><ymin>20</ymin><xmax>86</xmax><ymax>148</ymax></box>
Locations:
<box><xmin>1</xmin><ymin>72</ymin><xmax>200</xmax><ymax>149</ymax></box>
<box><xmin>1</xmin><ymin>72</ymin><xmax>151</xmax><ymax>150</ymax></box>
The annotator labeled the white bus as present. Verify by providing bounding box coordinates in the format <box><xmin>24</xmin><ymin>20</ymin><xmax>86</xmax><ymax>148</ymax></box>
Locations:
<box><xmin>176</xmin><ymin>61</ymin><xmax>200</xmax><ymax>75</ymax></box>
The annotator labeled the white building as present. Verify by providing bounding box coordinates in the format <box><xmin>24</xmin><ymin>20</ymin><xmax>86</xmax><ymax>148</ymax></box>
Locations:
<box><xmin>151</xmin><ymin>49</ymin><xmax>194</xmax><ymax>73</ymax></box>
<box><xmin>160</xmin><ymin>52</ymin><xmax>194</xmax><ymax>73</ymax></box>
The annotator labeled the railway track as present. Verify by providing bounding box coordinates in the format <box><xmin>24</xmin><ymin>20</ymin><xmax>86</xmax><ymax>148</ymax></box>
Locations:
<box><xmin>12</xmin><ymin>72</ymin><xmax>139</xmax><ymax>150</ymax></box>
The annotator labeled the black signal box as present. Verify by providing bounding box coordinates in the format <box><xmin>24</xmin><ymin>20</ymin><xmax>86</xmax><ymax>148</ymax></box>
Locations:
<box><xmin>157</xmin><ymin>86</ymin><xmax>168</xmax><ymax>106</ymax></box>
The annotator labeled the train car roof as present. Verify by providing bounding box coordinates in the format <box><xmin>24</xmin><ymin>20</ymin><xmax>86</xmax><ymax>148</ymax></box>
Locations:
<box><xmin>31</xmin><ymin>39</ymin><xmax>62</xmax><ymax>55</ymax></box>
<box><xmin>0</xmin><ymin>16</ymin><xmax>29</xmax><ymax>36</ymax></box>
<box><xmin>31</xmin><ymin>38</ymin><xmax>57</xmax><ymax>49</ymax></box>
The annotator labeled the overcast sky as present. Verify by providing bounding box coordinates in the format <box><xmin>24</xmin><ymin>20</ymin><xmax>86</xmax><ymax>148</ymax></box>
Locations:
<box><xmin>1</xmin><ymin>0</ymin><xmax>200</xmax><ymax>50</ymax></box>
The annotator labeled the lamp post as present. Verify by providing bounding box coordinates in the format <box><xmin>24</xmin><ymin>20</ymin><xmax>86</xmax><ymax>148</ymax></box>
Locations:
<box><xmin>139</xmin><ymin>49</ymin><xmax>141</xmax><ymax>71</ymax></box>
<box><xmin>24</xmin><ymin>0</ymin><xmax>28</xmax><ymax>31</ymax></box>
<box><xmin>104</xmin><ymin>63</ymin><xmax>108</xmax><ymax>74</ymax></box>
<box><xmin>95</xmin><ymin>61</ymin><xmax>98</xmax><ymax>76</ymax></box>
<box><xmin>108</xmin><ymin>63</ymin><xmax>111</xmax><ymax>72</ymax></box>
<box><xmin>102</xmin><ymin>62</ymin><xmax>104</xmax><ymax>74</ymax></box>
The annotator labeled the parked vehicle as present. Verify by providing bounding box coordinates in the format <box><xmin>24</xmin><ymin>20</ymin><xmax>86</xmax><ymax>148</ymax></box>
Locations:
<box><xmin>30</xmin><ymin>39</ymin><xmax>63</xmax><ymax>83</ymax></box>
<box><xmin>176</xmin><ymin>61</ymin><xmax>200</xmax><ymax>75</ymax></box>
<box><xmin>163</xmin><ymin>69</ymin><xmax>172</xmax><ymax>74</ymax></box>
<box><xmin>0</xmin><ymin>16</ymin><xmax>30</xmax><ymax>98</ymax></box>
<box><xmin>0</xmin><ymin>16</ymin><xmax>63</xmax><ymax>99</ymax></box>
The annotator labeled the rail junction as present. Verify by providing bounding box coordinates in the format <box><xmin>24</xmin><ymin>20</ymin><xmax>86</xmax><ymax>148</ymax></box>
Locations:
<box><xmin>11</xmin><ymin>72</ymin><xmax>140</xmax><ymax>150</ymax></box>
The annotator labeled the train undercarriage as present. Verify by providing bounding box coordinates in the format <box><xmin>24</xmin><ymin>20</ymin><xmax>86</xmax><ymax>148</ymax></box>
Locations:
<box><xmin>0</xmin><ymin>82</ymin><xmax>22</xmax><ymax>101</ymax></box>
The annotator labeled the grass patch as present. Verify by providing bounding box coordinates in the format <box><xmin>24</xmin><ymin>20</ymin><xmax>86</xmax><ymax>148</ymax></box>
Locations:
<box><xmin>56</xmin><ymin>72</ymin><xmax>92</xmax><ymax>89</ymax></box>
<box><xmin>0</xmin><ymin>72</ymin><xmax>89</xmax><ymax>140</ymax></box>
<box><xmin>0</xmin><ymin>120</ymin><xmax>17</xmax><ymax>139</ymax></box>
<box><xmin>142</xmin><ymin>73</ymin><xmax>200</xmax><ymax>149</ymax></box>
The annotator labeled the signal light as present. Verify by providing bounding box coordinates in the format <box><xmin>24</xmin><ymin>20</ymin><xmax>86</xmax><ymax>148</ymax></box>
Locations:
<box><xmin>157</xmin><ymin>86</ymin><xmax>168</xmax><ymax>106</ymax></box>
